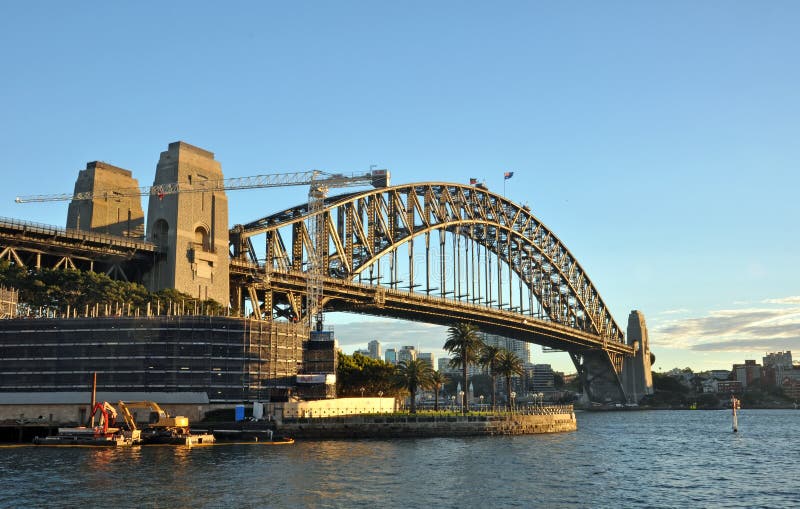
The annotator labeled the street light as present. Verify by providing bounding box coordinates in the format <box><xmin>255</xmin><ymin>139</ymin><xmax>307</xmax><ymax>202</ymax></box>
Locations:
<box><xmin>510</xmin><ymin>391</ymin><xmax>517</xmax><ymax>413</ymax></box>
<box><xmin>459</xmin><ymin>390</ymin><xmax>465</xmax><ymax>413</ymax></box>
<box><xmin>451</xmin><ymin>395</ymin><xmax>456</xmax><ymax>412</ymax></box>
<box><xmin>378</xmin><ymin>391</ymin><xmax>384</xmax><ymax>413</ymax></box>
<box><xmin>479</xmin><ymin>394</ymin><xmax>484</xmax><ymax>411</ymax></box>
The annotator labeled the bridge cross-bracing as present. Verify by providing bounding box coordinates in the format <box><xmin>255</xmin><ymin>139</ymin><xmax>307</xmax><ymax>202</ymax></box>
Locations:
<box><xmin>230</xmin><ymin>183</ymin><xmax>634</xmax><ymax>390</ymax></box>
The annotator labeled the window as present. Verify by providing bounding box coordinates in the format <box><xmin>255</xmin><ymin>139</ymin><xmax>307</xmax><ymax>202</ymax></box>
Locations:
<box><xmin>194</xmin><ymin>226</ymin><xmax>210</xmax><ymax>252</ymax></box>
<box><xmin>152</xmin><ymin>219</ymin><xmax>169</xmax><ymax>244</ymax></box>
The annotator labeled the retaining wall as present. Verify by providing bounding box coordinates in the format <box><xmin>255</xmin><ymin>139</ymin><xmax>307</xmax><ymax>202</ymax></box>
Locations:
<box><xmin>277</xmin><ymin>410</ymin><xmax>576</xmax><ymax>438</ymax></box>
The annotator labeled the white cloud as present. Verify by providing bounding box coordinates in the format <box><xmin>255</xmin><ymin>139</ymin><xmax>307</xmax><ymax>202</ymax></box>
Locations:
<box><xmin>659</xmin><ymin>308</ymin><xmax>690</xmax><ymax>315</ymax></box>
<box><xmin>762</xmin><ymin>296</ymin><xmax>800</xmax><ymax>305</ymax></box>
<box><xmin>652</xmin><ymin>301</ymin><xmax>800</xmax><ymax>354</ymax></box>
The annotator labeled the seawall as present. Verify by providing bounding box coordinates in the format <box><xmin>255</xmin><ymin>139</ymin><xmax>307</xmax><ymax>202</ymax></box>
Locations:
<box><xmin>276</xmin><ymin>409</ymin><xmax>577</xmax><ymax>439</ymax></box>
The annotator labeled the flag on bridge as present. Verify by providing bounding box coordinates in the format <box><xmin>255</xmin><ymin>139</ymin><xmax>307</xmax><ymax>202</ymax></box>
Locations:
<box><xmin>504</xmin><ymin>171</ymin><xmax>514</xmax><ymax>180</ymax></box>
<box><xmin>469</xmin><ymin>178</ymin><xmax>478</xmax><ymax>185</ymax></box>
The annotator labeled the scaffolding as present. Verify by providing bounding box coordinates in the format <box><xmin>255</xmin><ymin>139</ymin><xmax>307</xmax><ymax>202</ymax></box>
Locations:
<box><xmin>0</xmin><ymin>286</ymin><xmax>18</xmax><ymax>319</ymax></box>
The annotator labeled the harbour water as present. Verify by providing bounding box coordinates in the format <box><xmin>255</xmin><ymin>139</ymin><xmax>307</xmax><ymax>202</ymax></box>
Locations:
<box><xmin>1</xmin><ymin>409</ymin><xmax>798</xmax><ymax>508</ymax></box>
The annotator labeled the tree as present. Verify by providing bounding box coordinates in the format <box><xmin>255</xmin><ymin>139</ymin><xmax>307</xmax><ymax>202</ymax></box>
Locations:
<box><xmin>429</xmin><ymin>370</ymin><xmax>448</xmax><ymax>411</ymax></box>
<box><xmin>336</xmin><ymin>352</ymin><xmax>400</xmax><ymax>397</ymax></box>
<box><xmin>444</xmin><ymin>322</ymin><xmax>484</xmax><ymax>414</ymax></box>
<box><xmin>496</xmin><ymin>349</ymin><xmax>524</xmax><ymax>410</ymax></box>
<box><xmin>479</xmin><ymin>344</ymin><xmax>502</xmax><ymax>411</ymax></box>
<box><xmin>0</xmin><ymin>263</ymin><xmax>224</xmax><ymax>316</ymax></box>
<box><xmin>396</xmin><ymin>359</ymin><xmax>434</xmax><ymax>413</ymax></box>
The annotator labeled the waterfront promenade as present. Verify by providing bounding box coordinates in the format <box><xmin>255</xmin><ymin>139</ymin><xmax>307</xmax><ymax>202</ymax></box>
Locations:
<box><xmin>205</xmin><ymin>405</ymin><xmax>578</xmax><ymax>440</ymax></box>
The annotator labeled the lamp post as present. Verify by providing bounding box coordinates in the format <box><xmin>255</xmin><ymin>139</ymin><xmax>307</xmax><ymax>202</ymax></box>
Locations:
<box><xmin>479</xmin><ymin>394</ymin><xmax>484</xmax><ymax>411</ymax></box>
<box><xmin>510</xmin><ymin>391</ymin><xmax>517</xmax><ymax>413</ymax></box>
<box><xmin>378</xmin><ymin>391</ymin><xmax>383</xmax><ymax>413</ymax></box>
<box><xmin>360</xmin><ymin>387</ymin><xmax>365</xmax><ymax>398</ymax></box>
<box><xmin>459</xmin><ymin>390</ymin><xmax>465</xmax><ymax>414</ymax></box>
<box><xmin>451</xmin><ymin>395</ymin><xmax>456</xmax><ymax>412</ymax></box>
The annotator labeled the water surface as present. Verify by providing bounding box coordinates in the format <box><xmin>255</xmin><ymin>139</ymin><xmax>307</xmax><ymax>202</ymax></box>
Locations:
<box><xmin>1</xmin><ymin>409</ymin><xmax>797</xmax><ymax>508</ymax></box>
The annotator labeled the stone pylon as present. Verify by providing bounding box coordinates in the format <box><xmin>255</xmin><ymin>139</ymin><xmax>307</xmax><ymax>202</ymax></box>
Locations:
<box><xmin>621</xmin><ymin>310</ymin><xmax>654</xmax><ymax>403</ymax></box>
<box><xmin>144</xmin><ymin>142</ymin><xmax>230</xmax><ymax>306</ymax></box>
<box><xmin>66</xmin><ymin>161</ymin><xmax>145</xmax><ymax>238</ymax></box>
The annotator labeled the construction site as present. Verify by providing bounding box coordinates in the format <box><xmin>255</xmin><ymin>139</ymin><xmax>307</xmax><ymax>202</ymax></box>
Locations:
<box><xmin>0</xmin><ymin>141</ymin><xmax>371</xmax><ymax>427</ymax></box>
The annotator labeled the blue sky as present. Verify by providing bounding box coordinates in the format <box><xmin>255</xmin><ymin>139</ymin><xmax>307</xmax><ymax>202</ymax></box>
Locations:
<box><xmin>1</xmin><ymin>2</ymin><xmax>798</xmax><ymax>373</ymax></box>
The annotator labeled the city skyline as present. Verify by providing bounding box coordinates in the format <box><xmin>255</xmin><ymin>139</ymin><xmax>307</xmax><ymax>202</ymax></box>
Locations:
<box><xmin>1</xmin><ymin>3</ymin><xmax>798</xmax><ymax>374</ymax></box>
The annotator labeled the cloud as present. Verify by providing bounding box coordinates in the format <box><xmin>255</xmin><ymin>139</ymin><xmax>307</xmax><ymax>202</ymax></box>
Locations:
<box><xmin>659</xmin><ymin>308</ymin><xmax>690</xmax><ymax>315</ymax></box>
<box><xmin>763</xmin><ymin>296</ymin><xmax>800</xmax><ymax>305</ymax></box>
<box><xmin>652</xmin><ymin>300</ymin><xmax>800</xmax><ymax>354</ymax></box>
<box><xmin>689</xmin><ymin>337</ymin><xmax>800</xmax><ymax>352</ymax></box>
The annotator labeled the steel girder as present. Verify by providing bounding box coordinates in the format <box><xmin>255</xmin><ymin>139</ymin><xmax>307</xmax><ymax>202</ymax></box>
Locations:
<box><xmin>231</xmin><ymin>182</ymin><xmax>626</xmax><ymax>347</ymax></box>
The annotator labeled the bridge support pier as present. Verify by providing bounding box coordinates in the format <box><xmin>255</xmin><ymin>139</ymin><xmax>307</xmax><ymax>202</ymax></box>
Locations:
<box><xmin>570</xmin><ymin>350</ymin><xmax>627</xmax><ymax>404</ymax></box>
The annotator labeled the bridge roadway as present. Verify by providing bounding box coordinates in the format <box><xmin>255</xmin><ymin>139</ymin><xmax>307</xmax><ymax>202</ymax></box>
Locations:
<box><xmin>0</xmin><ymin>216</ymin><xmax>157</xmax><ymax>269</ymax></box>
<box><xmin>230</xmin><ymin>260</ymin><xmax>633</xmax><ymax>357</ymax></box>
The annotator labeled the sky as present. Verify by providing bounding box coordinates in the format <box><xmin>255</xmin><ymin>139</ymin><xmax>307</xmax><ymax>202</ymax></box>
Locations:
<box><xmin>1</xmin><ymin>2</ymin><xmax>798</xmax><ymax>374</ymax></box>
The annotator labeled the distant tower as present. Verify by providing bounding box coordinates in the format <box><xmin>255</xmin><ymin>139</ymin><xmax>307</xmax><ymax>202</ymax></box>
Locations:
<box><xmin>622</xmin><ymin>310</ymin><xmax>654</xmax><ymax>403</ymax></box>
<box><xmin>66</xmin><ymin>161</ymin><xmax>145</xmax><ymax>238</ymax></box>
<box><xmin>368</xmin><ymin>340</ymin><xmax>382</xmax><ymax>360</ymax></box>
<box><xmin>144</xmin><ymin>142</ymin><xmax>230</xmax><ymax>305</ymax></box>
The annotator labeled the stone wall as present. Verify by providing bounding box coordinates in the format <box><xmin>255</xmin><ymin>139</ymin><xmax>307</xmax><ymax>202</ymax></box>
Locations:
<box><xmin>276</xmin><ymin>410</ymin><xmax>577</xmax><ymax>438</ymax></box>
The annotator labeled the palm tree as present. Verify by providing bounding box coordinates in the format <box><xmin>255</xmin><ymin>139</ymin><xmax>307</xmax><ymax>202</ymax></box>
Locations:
<box><xmin>429</xmin><ymin>370</ymin><xmax>448</xmax><ymax>411</ymax></box>
<box><xmin>396</xmin><ymin>359</ymin><xmax>434</xmax><ymax>413</ymax></box>
<box><xmin>479</xmin><ymin>344</ymin><xmax>502</xmax><ymax>411</ymax></box>
<box><xmin>444</xmin><ymin>322</ymin><xmax>484</xmax><ymax>414</ymax></box>
<box><xmin>496</xmin><ymin>349</ymin><xmax>525</xmax><ymax>411</ymax></box>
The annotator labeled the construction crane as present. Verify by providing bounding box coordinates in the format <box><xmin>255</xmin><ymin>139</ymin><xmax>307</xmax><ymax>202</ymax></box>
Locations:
<box><xmin>15</xmin><ymin>168</ymin><xmax>391</xmax><ymax>331</ymax></box>
<box><xmin>305</xmin><ymin>169</ymin><xmax>390</xmax><ymax>331</ymax></box>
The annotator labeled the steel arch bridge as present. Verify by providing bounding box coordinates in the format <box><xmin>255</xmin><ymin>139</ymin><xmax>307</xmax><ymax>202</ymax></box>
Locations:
<box><xmin>229</xmin><ymin>182</ymin><xmax>635</xmax><ymax>402</ymax></box>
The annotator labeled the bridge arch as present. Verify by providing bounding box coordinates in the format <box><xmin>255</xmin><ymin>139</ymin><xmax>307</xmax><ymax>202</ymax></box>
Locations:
<box><xmin>232</xmin><ymin>182</ymin><xmax>624</xmax><ymax>344</ymax></box>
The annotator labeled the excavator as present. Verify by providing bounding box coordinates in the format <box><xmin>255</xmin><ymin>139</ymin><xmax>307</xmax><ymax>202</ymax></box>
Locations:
<box><xmin>34</xmin><ymin>401</ymin><xmax>142</xmax><ymax>446</ymax></box>
<box><xmin>116</xmin><ymin>401</ymin><xmax>214</xmax><ymax>445</ymax></box>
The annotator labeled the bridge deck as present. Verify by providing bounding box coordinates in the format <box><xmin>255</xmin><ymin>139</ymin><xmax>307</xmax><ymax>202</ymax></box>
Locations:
<box><xmin>0</xmin><ymin>216</ymin><xmax>157</xmax><ymax>261</ymax></box>
<box><xmin>229</xmin><ymin>262</ymin><xmax>633</xmax><ymax>356</ymax></box>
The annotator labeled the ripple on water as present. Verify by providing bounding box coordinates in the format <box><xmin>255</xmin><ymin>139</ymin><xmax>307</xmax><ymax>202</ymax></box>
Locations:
<box><xmin>1</xmin><ymin>410</ymin><xmax>799</xmax><ymax>508</ymax></box>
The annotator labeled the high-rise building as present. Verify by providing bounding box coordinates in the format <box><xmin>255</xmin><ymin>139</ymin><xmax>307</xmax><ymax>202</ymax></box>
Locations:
<box><xmin>367</xmin><ymin>340</ymin><xmax>382</xmax><ymax>360</ymax></box>
<box><xmin>397</xmin><ymin>345</ymin><xmax>417</xmax><ymax>364</ymax></box>
<box><xmin>385</xmin><ymin>348</ymin><xmax>397</xmax><ymax>365</ymax></box>
<box><xmin>481</xmin><ymin>333</ymin><xmax>530</xmax><ymax>364</ymax></box>
<box><xmin>531</xmin><ymin>364</ymin><xmax>555</xmax><ymax>392</ymax></box>
<box><xmin>763</xmin><ymin>351</ymin><xmax>793</xmax><ymax>386</ymax></box>
<box><xmin>419</xmin><ymin>352</ymin><xmax>435</xmax><ymax>370</ymax></box>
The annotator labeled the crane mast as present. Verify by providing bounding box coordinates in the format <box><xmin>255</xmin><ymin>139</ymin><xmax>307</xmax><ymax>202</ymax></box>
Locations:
<box><xmin>306</xmin><ymin>170</ymin><xmax>389</xmax><ymax>331</ymax></box>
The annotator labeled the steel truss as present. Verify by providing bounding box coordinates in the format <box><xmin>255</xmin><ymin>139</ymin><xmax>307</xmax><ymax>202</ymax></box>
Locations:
<box><xmin>230</xmin><ymin>183</ymin><xmax>631</xmax><ymax>359</ymax></box>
